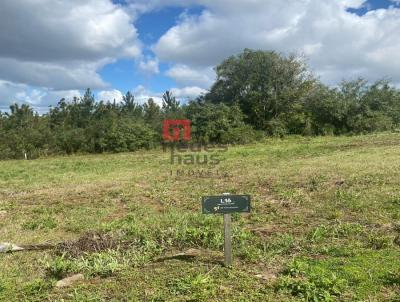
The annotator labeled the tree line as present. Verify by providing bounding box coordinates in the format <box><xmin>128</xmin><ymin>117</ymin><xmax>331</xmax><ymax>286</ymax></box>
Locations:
<box><xmin>1</xmin><ymin>49</ymin><xmax>400</xmax><ymax>159</ymax></box>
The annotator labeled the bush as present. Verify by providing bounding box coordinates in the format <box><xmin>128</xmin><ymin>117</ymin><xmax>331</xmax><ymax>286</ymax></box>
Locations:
<box><xmin>102</xmin><ymin>120</ymin><xmax>158</xmax><ymax>153</ymax></box>
<box><xmin>186</xmin><ymin>102</ymin><xmax>260</xmax><ymax>144</ymax></box>
<box><xmin>265</xmin><ymin>118</ymin><xmax>288</xmax><ymax>137</ymax></box>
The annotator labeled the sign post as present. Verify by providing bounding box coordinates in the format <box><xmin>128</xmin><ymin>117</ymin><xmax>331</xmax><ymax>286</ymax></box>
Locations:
<box><xmin>201</xmin><ymin>193</ymin><xmax>251</xmax><ymax>267</ymax></box>
<box><xmin>223</xmin><ymin>213</ymin><xmax>232</xmax><ymax>267</ymax></box>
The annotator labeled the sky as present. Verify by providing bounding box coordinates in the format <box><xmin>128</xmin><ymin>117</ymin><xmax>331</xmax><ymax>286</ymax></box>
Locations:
<box><xmin>0</xmin><ymin>0</ymin><xmax>400</xmax><ymax>113</ymax></box>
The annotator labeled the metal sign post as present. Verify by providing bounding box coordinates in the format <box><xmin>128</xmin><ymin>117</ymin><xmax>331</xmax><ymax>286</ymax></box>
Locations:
<box><xmin>201</xmin><ymin>193</ymin><xmax>251</xmax><ymax>267</ymax></box>
<box><xmin>223</xmin><ymin>213</ymin><xmax>232</xmax><ymax>266</ymax></box>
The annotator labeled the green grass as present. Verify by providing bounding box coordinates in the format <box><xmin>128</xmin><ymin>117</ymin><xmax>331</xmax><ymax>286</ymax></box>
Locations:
<box><xmin>1</xmin><ymin>133</ymin><xmax>400</xmax><ymax>301</ymax></box>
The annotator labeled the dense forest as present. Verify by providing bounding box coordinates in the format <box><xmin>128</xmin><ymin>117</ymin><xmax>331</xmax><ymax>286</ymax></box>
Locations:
<box><xmin>1</xmin><ymin>49</ymin><xmax>400</xmax><ymax>159</ymax></box>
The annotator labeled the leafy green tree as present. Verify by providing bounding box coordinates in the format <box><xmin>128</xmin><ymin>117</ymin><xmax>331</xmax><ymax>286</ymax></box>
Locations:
<box><xmin>304</xmin><ymin>78</ymin><xmax>400</xmax><ymax>135</ymax></box>
<box><xmin>303</xmin><ymin>84</ymin><xmax>343</xmax><ymax>135</ymax></box>
<box><xmin>360</xmin><ymin>79</ymin><xmax>400</xmax><ymax>126</ymax></box>
<box><xmin>0</xmin><ymin>104</ymin><xmax>50</xmax><ymax>158</ymax></box>
<box><xmin>206</xmin><ymin>49</ymin><xmax>315</xmax><ymax>130</ymax></box>
<box><xmin>185</xmin><ymin>101</ymin><xmax>259</xmax><ymax>144</ymax></box>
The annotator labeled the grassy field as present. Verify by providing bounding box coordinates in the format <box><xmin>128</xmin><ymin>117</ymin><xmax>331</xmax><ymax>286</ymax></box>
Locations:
<box><xmin>0</xmin><ymin>133</ymin><xmax>400</xmax><ymax>301</ymax></box>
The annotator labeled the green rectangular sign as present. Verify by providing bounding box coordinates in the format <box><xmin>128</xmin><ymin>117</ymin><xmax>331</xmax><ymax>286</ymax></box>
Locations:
<box><xmin>202</xmin><ymin>195</ymin><xmax>251</xmax><ymax>214</ymax></box>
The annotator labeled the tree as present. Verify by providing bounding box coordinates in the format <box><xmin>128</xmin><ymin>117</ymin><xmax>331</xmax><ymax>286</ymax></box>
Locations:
<box><xmin>340</xmin><ymin>79</ymin><xmax>397</xmax><ymax>133</ymax></box>
<box><xmin>0</xmin><ymin>103</ymin><xmax>50</xmax><ymax>158</ymax></box>
<box><xmin>162</xmin><ymin>90</ymin><xmax>180</xmax><ymax>113</ymax></box>
<box><xmin>303</xmin><ymin>83</ymin><xmax>343</xmax><ymax>135</ymax></box>
<box><xmin>206</xmin><ymin>49</ymin><xmax>315</xmax><ymax>130</ymax></box>
<box><xmin>185</xmin><ymin>101</ymin><xmax>259</xmax><ymax>144</ymax></box>
<box><xmin>304</xmin><ymin>78</ymin><xmax>400</xmax><ymax>135</ymax></box>
<box><xmin>79</xmin><ymin>88</ymin><xmax>96</xmax><ymax>126</ymax></box>
<box><xmin>121</xmin><ymin>91</ymin><xmax>142</xmax><ymax>117</ymax></box>
<box><xmin>143</xmin><ymin>98</ymin><xmax>162</xmax><ymax>132</ymax></box>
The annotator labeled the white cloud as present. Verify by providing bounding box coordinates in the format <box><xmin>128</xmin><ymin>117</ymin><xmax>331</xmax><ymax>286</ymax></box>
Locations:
<box><xmin>0</xmin><ymin>80</ymin><xmax>81</xmax><ymax>113</ymax></box>
<box><xmin>15</xmin><ymin>90</ymin><xmax>46</xmax><ymax>106</ymax></box>
<box><xmin>0</xmin><ymin>0</ymin><xmax>141</xmax><ymax>91</ymax></box>
<box><xmin>170</xmin><ymin>86</ymin><xmax>207</xmax><ymax>99</ymax></box>
<box><xmin>0</xmin><ymin>58</ymin><xmax>109</xmax><ymax>90</ymax></box>
<box><xmin>0</xmin><ymin>81</ymin><xmax>29</xmax><ymax>107</ymax></box>
<box><xmin>165</xmin><ymin>64</ymin><xmax>214</xmax><ymax>88</ymax></box>
<box><xmin>98</xmin><ymin>89</ymin><xmax>124</xmax><ymax>103</ymax></box>
<box><xmin>138</xmin><ymin>57</ymin><xmax>160</xmax><ymax>75</ymax></box>
<box><xmin>152</xmin><ymin>0</ymin><xmax>400</xmax><ymax>85</ymax></box>
<box><xmin>131</xmin><ymin>85</ymin><xmax>205</xmax><ymax>105</ymax></box>
<box><xmin>133</xmin><ymin>85</ymin><xmax>163</xmax><ymax>106</ymax></box>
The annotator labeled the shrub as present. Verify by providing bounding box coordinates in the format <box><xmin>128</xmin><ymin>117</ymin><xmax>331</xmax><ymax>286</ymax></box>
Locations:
<box><xmin>186</xmin><ymin>102</ymin><xmax>260</xmax><ymax>144</ymax></box>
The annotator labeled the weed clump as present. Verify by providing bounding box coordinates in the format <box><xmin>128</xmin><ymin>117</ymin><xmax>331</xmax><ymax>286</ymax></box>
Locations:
<box><xmin>276</xmin><ymin>259</ymin><xmax>347</xmax><ymax>302</ymax></box>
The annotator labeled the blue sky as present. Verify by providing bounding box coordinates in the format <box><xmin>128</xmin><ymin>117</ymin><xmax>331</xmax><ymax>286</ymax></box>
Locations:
<box><xmin>348</xmin><ymin>0</ymin><xmax>398</xmax><ymax>14</ymax></box>
<box><xmin>99</xmin><ymin>6</ymin><xmax>183</xmax><ymax>93</ymax></box>
<box><xmin>99</xmin><ymin>5</ymin><xmax>206</xmax><ymax>94</ymax></box>
<box><xmin>0</xmin><ymin>0</ymin><xmax>400</xmax><ymax>112</ymax></box>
